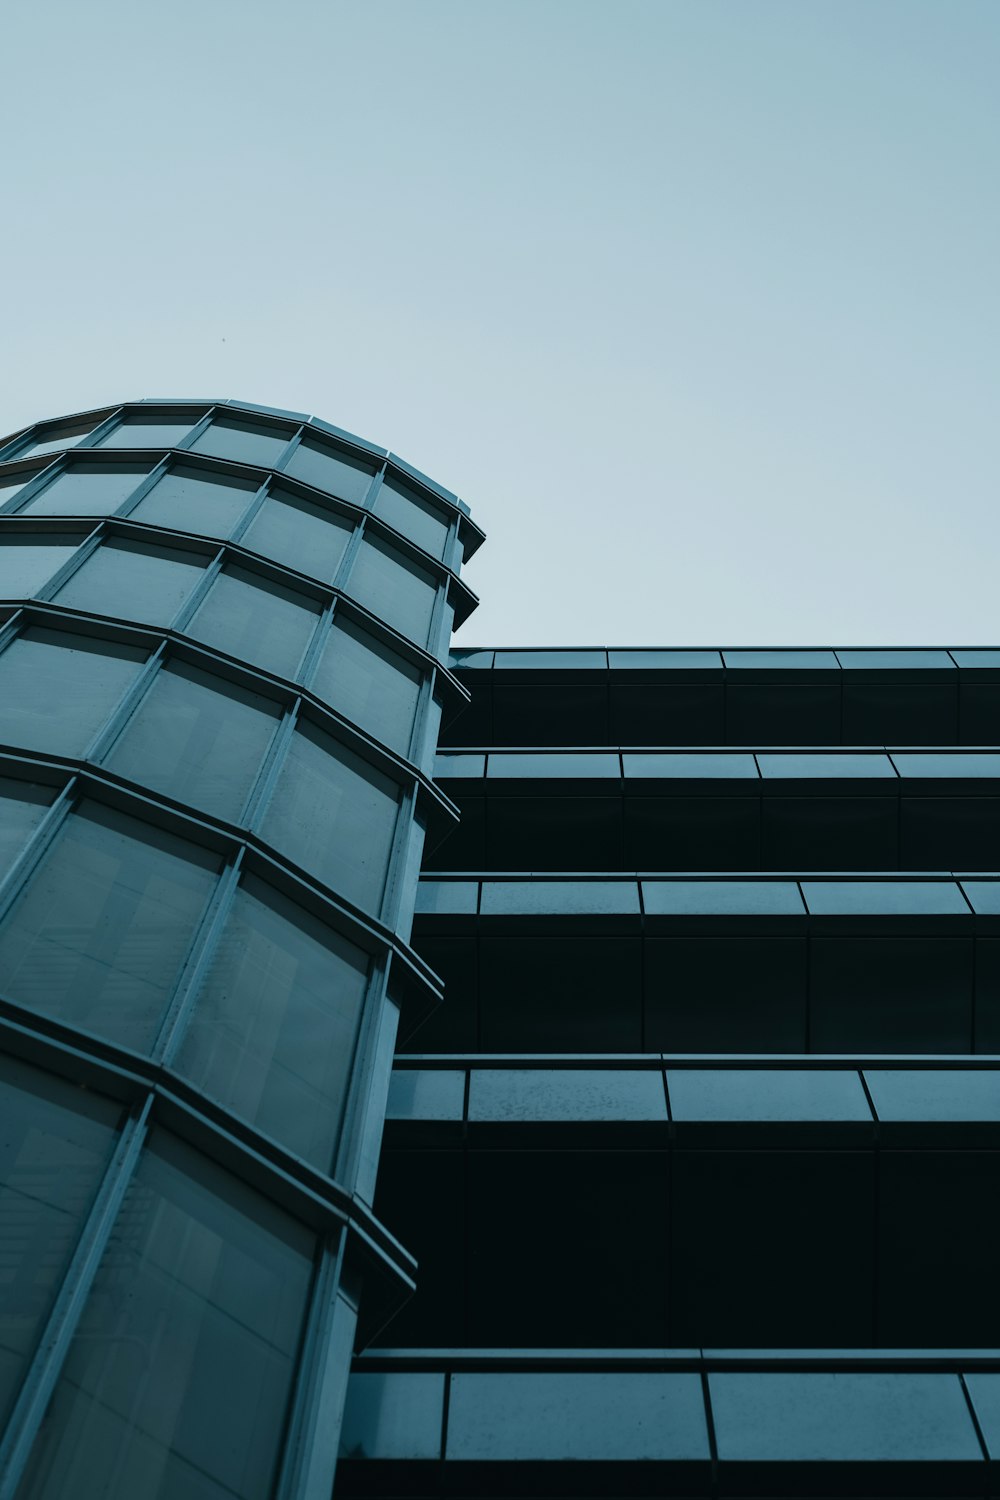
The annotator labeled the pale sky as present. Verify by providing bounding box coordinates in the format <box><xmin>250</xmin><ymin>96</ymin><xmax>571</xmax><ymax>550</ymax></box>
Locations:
<box><xmin>1</xmin><ymin>0</ymin><xmax>997</xmax><ymax>646</ymax></box>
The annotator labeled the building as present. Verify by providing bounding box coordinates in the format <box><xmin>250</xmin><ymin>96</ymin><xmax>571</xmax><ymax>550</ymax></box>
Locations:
<box><xmin>2</xmin><ymin>403</ymin><xmax>1000</xmax><ymax>1498</ymax></box>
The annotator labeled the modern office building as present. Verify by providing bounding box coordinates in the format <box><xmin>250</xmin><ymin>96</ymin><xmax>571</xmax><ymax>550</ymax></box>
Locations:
<box><xmin>2</xmin><ymin>403</ymin><xmax>1000</xmax><ymax>1498</ymax></box>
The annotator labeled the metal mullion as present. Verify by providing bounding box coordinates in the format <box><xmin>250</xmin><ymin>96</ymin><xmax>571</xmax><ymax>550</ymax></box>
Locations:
<box><xmin>378</xmin><ymin>781</ymin><xmax>421</xmax><ymax>937</ymax></box>
<box><xmin>272</xmin><ymin>425</ymin><xmax>307</xmax><ymax>476</ymax></box>
<box><xmin>426</xmin><ymin>572</ymin><xmax>455</xmax><ymax>662</ymax></box>
<box><xmin>332</xmin><ymin>950</ymin><xmax>395</xmax><ymax>1197</ymax></box>
<box><xmin>226</xmin><ymin>470</ymin><xmax>275</xmax><ymax>547</ymax></box>
<box><xmin>0</xmin><ymin>779</ymin><xmax>77</xmax><ymax>922</ymax></box>
<box><xmin>329</xmin><ymin>514</ymin><xmax>368</xmax><ymax>594</ymax></box>
<box><xmin>295</xmin><ymin>600</ymin><xmax>336</xmax><ymax>691</ymax></box>
<box><xmin>151</xmin><ymin>849</ymin><xmax>246</xmax><ymax>1067</ymax></box>
<box><xmin>0</xmin><ymin>1094</ymin><xmax>153</xmax><ymax>1500</ymax></box>
<box><xmin>109</xmin><ymin>453</ymin><xmax>173</xmax><ymax>519</ymax></box>
<box><xmin>169</xmin><ymin>545</ymin><xmax>227</xmax><ymax>631</ymax></box>
<box><xmin>84</xmin><ymin>640</ymin><xmax>169</xmax><ymax>764</ymax></box>
<box><xmin>173</xmin><ymin>408</ymin><xmax>218</xmax><ymax>452</ymax></box>
<box><xmin>408</xmin><ymin>665</ymin><xmax>442</xmax><ymax>773</ymax></box>
<box><xmin>0</xmin><ymin>610</ymin><xmax>24</xmax><ymax>653</ymax></box>
<box><xmin>362</xmin><ymin>461</ymin><xmax>389</xmax><ymax>513</ymax></box>
<box><xmin>32</xmin><ymin>521</ymin><xmax>108</xmax><ymax>602</ymax></box>
<box><xmin>240</xmin><ymin>697</ymin><xmax>302</xmax><ymax>831</ymax></box>
<box><xmin>2</xmin><ymin>457</ymin><xmax>69</xmax><ymax>515</ymax></box>
<box><xmin>75</xmin><ymin>409</ymin><xmax>126</xmax><ymax>449</ymax></box>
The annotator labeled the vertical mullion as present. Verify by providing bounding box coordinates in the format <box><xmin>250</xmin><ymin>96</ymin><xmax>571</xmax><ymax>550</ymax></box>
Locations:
<box><xmin>152</xmin><ymin>848</ymin><xmax>245</xmax><ymax>1067</ymax></box>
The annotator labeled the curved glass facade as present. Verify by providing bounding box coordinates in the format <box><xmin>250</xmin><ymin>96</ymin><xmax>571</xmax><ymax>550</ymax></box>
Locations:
<box><xmin>0</xmin><ymin>400</ymin><xmax>482</xmax><ymax>1500</ymax></box>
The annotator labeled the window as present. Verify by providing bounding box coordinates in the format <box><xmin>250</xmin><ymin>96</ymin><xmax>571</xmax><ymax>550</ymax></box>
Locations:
<box><xmin>241</xmin><ymin>488</ymin><xmax>353</xmax><ymax>582</ymax></box>
<box><xmin>185</xmin><ymin>565</ymin><xmax>320</xmax><ymax>680</ymax></box>
<box><xmin>0</xmin><ymin>778</ymin><xmax>54</xmax><ymax>878</ymax></box>
<box><xmin>95</xmin><ymin>415</ymin><xmax>198</xmax><ymax>449</ymax></box>
<box><xmin>22</xmin><ymin>466</ymin><xmax>147</xmax><ymax>517</ymax></box>
<box><xmin>0</xmin><ymin>534</ymin><xmax>83</xmax><ymax>598</ymax></box>
<box><xmin>0</xmin><ymin>802</ymin><xmax>220</xmax><ymax>1050</ymax></box>
<box><xmin>188</xmin><ymin>416</ymin><xmax>294</xmax><ymax>469</ymax></box>
<box><xmin>345</xmin><ymin>535</ymin><xmax>437</xmax><ymax>646</ymax></box>
<box><xmin>0</xmin><ymin>628</ymin><xmax>147</xmax><ymax>757</ymax></box>
<box><xmin>176</xmin><ymin>876</ymin><xmax>369</xmax><ymax>1168</ymax></box>
<box><xmin>469</xmin><ymin>1068</ymin><xmax>666</xmax><ymax>1121</ymax></box>
<box><xmin>283</xmin><ymin>437</ymin><xmax>375</xmax><ymax>507</ymax></box>
<box><xmin>373</xmin><ymin>478</ymin><xmax>450</xmax><ymax>560</ymax></box>
<box><xmin>106</xmin><ymin>661</ymin><xmax>281</xmax><ymax>822</ymax></box>
<box><xmin>13</xmin><ymin>424</ymin><xmax>93</xmax><ymax>459</ymax></box>
<box><xmin>127</xmin><ymin>465</ymin><xmax>257</xmax><ymax>539</ymax></box>
<box><xmin>54</xmin><ymin>539</ymin><xmax>209</xmax><ymax>626</ymax></box>
<box><xmin>311</xmin><ymin>618</ymin><xmax>421</xmax><ymax>756</ymax></box>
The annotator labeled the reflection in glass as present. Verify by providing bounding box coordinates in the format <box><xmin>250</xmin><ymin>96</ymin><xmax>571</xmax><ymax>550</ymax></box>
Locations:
<box><xmin>346</xmin><ymin>535</ymin><xmax>436</xmax><ymax>646</ymax></box>
<box><xmin>284</xmin><ymin>437</ymin><xmax>374</xmax><ymax>507</ymax></box>
<box><xmin>0</xmin><ymin>535</ymin><xmax>82</xmax><ymax>599</ymax></box>
<box><xmin>22</xmin><ymin>466</ymin><xmax>147</xmax><ymax>517</ymax></box>
<box><xmin>0</xmin><ymin>802</ymin><xmax>219</xmax><ymax>1049</ymax></box>
<box><xmin>54</xmin><ymin>539</ymin><xmax>208</xmax><ymax>626</ymax></box>
<box><xmin>128</xmin><ymin>466</ymin><xmax>257</xmax><ymax>539</ymax></box>
<box><xmin>106</xmin><ymin>661</ymin><xmax>280</xmax><ymax>822</ymax></box>
<box><xmin>261</xmin><ymin>721</ymin><xmax>399</xmax><ymax>912</ymax></box>
<box><xmin>177</xmin><ymin>877</ymin><xmax>368</xmax><ymax>1168</ymax></box>
<box><xmin>0</xmin><ymin>628</ymin><xmax>147</xmax><ymax>757</ymax></box>
<box><xmin>185</xmin><ymin>565</ymin><xmax>320</xmax><ymax>680</ymax></box>
<box><xmin>0</xmin><ymin>1054</ymin><xmax>118</xmax><ymax>1430</ymax></box>
<box><xmin>312</xmin><ymin>617</ymin><xmax>421</xmax><ymax>756</ymax></box>
<box><xmin>242</xmin><ymin>489</ymin><xmax>353</xmax><ymax>582</ymax></box>
<box><xmin>189</xmin><ymin>416</ymin><xmax>294</xmax><ymax>468</ymax></box>
<box><xmin>373</xmin><ymin>479</ymin><xmax>449</xmax><ymax>560</ymax></box>
<box><xmin>17</xmin><ymin>1131</ymin><xmax>314</xmax><ymax>1500</ymax></box>
<box><xmin>0</xmin><ymin>777</ymin><xmax>53</xmax><ymax>878</ymax></box>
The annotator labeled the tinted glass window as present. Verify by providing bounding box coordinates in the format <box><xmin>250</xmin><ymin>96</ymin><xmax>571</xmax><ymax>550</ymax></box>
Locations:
<box><xmin>837</xmin><ymin>649</ymin><xmax>955</xmax><ymax>669</ymax></box>
<box><xmin>386</xmin><ymin>1070</ymin><xmax>465</xmax><ymax>1121</ymax></box>
<box><xmin>261</xmin><ymin>722</ymin><xmax>399</xmax><ymax>913</ymax></box>
<box><xmin>0</xmin><ymin>628</ymin><xmax>146</xmax><ymax>756</ymax></box>
<box><xmin>176</xmin><ymin>876</ymin><xmax>368</xmax><ymax>1168</ymax></box>
<box><xmin>0</xmin><ymin>472</ymin><xmax>33</xmax><ymax>508</ymax></box>
<box><xmin>892</xmin><ymin>753</ymin><xmax>1000</xmax><ymax>777</ymax></box>
<box><xmin>22</xmin><ymin>466</ymin><xmax>147</xmax><ymax>517</ymax></box>
<box><xmin>489</xmin><ymin>752</ymin><xmax>620</xmax><ymax>778</ymax></box>
<box><xmin>608</xmin><ymin>649</ymin><xmax>720</xmax><ymax>669</ymax></box>
<box><xmin>0</xmin><ymin>802</ymin><xmax>219</xmax><ymax>1050</ymax></box>
<box><xmin>493</xmin><ymin>649</ymin><xmax>607</xmax><ymax>669</ymax></box>
<box><xmin>346</xmin><ymin>536</ymin><xmax>437</xmax><ymax>645</ymax></box>
<box><xmin>128</xmin><ymin>465</ymin><xmax>257</xmax><ymax>539</ymax></box>
<box><xmin>801</xmin><ymin>880</ymin><xmax>969</xmax><ymax>916</ymax></box>
<box><xmin>54</xmin><ymin>539</ymin><xmax>208</xmax><ymax>626</ymax></box>
<box><xmin>18</xmin><ymin>1131</ymin><xmax>314</xmax><ymax>1500</ymax></box>
<box><xmin>185</xmin><ymin>565</ymin><xmax>320</xmax><ymax>680</ymax></box>
<box><xmin>373</xmin><ymin>479</ymin><xmax>450</xmax><ymax>560</ymax></box>
<box><xmin>667</xmin><ymin>1068</ymin><xmax>871</xmax><ymax>1120</ymax></box>
<box><xmin>722</xmin><ymin>650</ymin><xmax>839</xmax><ymax>669</ymax></box>
<box><xmin>642</xmin><ymin>881</ymin><xmax>803</xmax><ymax>915</ymax></box>
<box><xmin>469</xmin><ymin>1069</ymin><xmax>666</xmax><ymax>1121</ymax></box>
<box><xmin>284</xmin><ymin>437</ymin><xmax>375</xmax><ymax>506</ymax></box>
<box><xmin>95</xmin><ymin>416</ymin><xmax>197</xmax><ymax>449</ymax></box>
<box><xmin>339</xmin><ymin>1372</ymin><xmax>445</xmax><ymax>1461</ymax></box>
<box><xmin>758</xmin><ymin>753</ymin><xmax>895</xmax><ymax>778</ymax></box>
<box><xmin>865</xmin><ymin>1069</ymin><xmax>1000</xmax><ymax>1120</ymax></box>
<box><xmin>480</xmin><ymin>880</ymin><xmax>639</xmax><ymax>914</ymax></box>
<box><xmin>0</xmin><ymin>778</ymin><xmax>53</xmax><ymax>878</ymax></box>
<box><xmin>242</xmin><ymin>489</ymin><xmax>353</xmax><ymax>582</ymax></box>
<box><xmin>189</xmin><ymin>417</ymin><xmax>293</xmax><ymax>468</ymax></box>
<box><xmin>312</xmin><ymin>618</ymin><xmax>421</xmax><ymax>755</ymax></box>
<box><xmin>0</xmin><ymin>535</ymin><xmax>83</xmax><ymax>598</ymax></box>
<box><xmin>106</xmin><ymin>661</ymin><xmax>280</xmax><ymax>822</ymax></box>
<box><xmin>414</xmin><ymin>880</ymin><xmax>479</xmax><ymax>914</ymax></box>
<box><xmin>624</xmin><ymin>753</ymin><xmax>757</xmax><ymax>778</ymax></box>
<box><xmin>15</xmin><ymin>424</ymin><xmax>92</xmax><ymax>459</ymax></box>
<box><xmin>0</xmin><ymin>1055</ymin><xmax>118</xmax><ymax>1430</ymax></box>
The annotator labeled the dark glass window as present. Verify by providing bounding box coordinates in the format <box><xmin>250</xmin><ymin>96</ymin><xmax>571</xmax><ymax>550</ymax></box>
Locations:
<box><xmin>261</xmin><ymin>722</ymin><xmax>399</xmax><ymax>913</ymax></box>
<box><xmin>185</xmin><ymin>565</ymin><xmax>320</xmax><ymax>680</ymax></box>
<box><xmin>128</xmin><ymin>466</ymin><xmax>257</xmax><ymax>539</ymax></box>
<box><xmin>22</xmin><ymin>466</ymin><xmax>147</xmax><ymax>517</ymax></box>
<box><xmin>95</xmin><ymin>416</ymin><xmax>198</xmax><ymax>449</ymax></box>
<box><xmin>0</xmin><ymin>778</ymin><xmax>54</xmax><ymax>878</ymax></box>
<box><xmin>0</xmin><ymin>802</ymin><xmax>220</xmax><ymax>1050</ymax></box>
<box><xmin>373</xmin><ymin>478</ymin><xmax>450</xmax><ymax>560</ymax></box>
<box><xmin>346</xmin><ymin>536</ymin><xmax>437</xmax><ymax>646</ymax></box>
<box><xmin>0</xmin><ymin>535</ymin><xmax>83</xmax><ymax>598</ymax></box>
<box><xmin>241</xmin><ymin>488</ymin><xmax>353</xmax><ymax>583</ymax></box>
<box><xmin>106</xmin><ymin>661</ymin><xmax>281</xmax><ymax>822</ymax></box>
<box><xmin>188</xmin><ymin>416</ymin><xmax>294</xmax><ymax>468</ymax></box>
<box><xmin>176</xmin><ymin>877</ymin><xmax>369</xmax><ymax>1168</ymax></box>
<box><xmin>17</xmin><ymin>1131</ymin><xmax>314</xmax><ymax>1500</ymax></box>
<box><xmin>283</xmin><ymin>437</ymin><xmax>375</xmax><ymax>507</ymax></box>
<box><xmin>0</xmin><ymin>628</ymin><xmax>147</xmax><ymax>757</ymax></box>
<box><xmin>0</xmin><ymin>1054</ymin><xmax>119</xmax><ymax>1430</ymax></box>
<box><xmin>14</xmin><ymin>424</ymin><xmax>92</xmax><ymax>459</ymax></box>
<box><xmin>54</xmin><ymin>539</ymin><xmax>208</xmax><ymax>626</ymax></box>
<box><xmin>311</xmin><ymin>617</ymin><xmax>421</xmax><ymax>756</ymax></box>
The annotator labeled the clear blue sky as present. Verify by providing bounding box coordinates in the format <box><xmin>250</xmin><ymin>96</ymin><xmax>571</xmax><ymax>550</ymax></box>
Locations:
<box><xmin>1</xmin><ymin>0</ymin><xmax>997</xmax><ymax>645</ymax></box>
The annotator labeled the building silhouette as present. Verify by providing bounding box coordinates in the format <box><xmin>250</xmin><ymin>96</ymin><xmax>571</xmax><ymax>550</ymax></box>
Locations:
<box><xmin>2</xmin><ymin>402</ymin><xmax>1000</xmax><ymax>1498</ymax></box>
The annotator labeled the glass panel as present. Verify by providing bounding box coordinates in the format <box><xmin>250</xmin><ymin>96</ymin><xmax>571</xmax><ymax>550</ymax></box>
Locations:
<box><xmin>865</xmin><ymin>1069</ymin><xmax>1000</xmax><ymax>1121</ymax></box>
<box><xmin>413</xmin><ymin>880</ymin><xmax>478</xmax><ymax>915</ymax></box>
<box><xmin>340</xmin><ymin>1372</ymin><xmax>445</xmax><ymax>1461</ymax></box>
<box><xmin>15</xmin><ymin>424</ymin><xmax>92</xmax><ymax>459</ymax></box>
<box><xmin>434</xmin><ymin>753</ymin><xmax>485</xmax><ymax>778</ymax></box>
<box><xmin>488</xmin><ymin>752</ymin><xmax>619</xmax><ymax>778</ymax></box>
<box><xmin>283</xmin><ymin>437</ymin><xmax>375</xmax><ymax>507</ymax></box>
<box><xmin>608</xmin><ymin>650</ymin><xmax>721</xmax><ymax>669</ymax></box>
<box><xmin>950</xmin><ymin>650</ymin><xmax>1000</xmax><ymax>668</ymax></box>
<box><xmin>128</xmin><ymin>466</ymin><xmax>257</xmax><ymax>539</ymax></box>
<box><xmin>0</xmin><ymin>802</ymin><xmax>220</xmax><ymax>1050</ymax></box>
<box><xmin>469</xmin><ymin>1069</ymin><xmax>666</xmax><ymax>1121</ymax></box>
<box><xmin>95</xmin><ymin>416</ymin><xmax>198</xmax><ymax>449</ymax></box>
<box><xmin>0</xmin><ymin>778</ymin><xmax>54</xmax><ymax>878</ymax></box>
<box><xmin>721</xmin><ymin>650</ymin><xmax>839</xmax><ymax>669</ymax></box>
<box><xmin>345</xmin><ymin>536</ymin><xmax>437</xmax><ymax>646</ymax></box>
<box><xmin>0</xmin><ymin>472</ymin><xmax>33</xmax><ymax>508</ymax></box>
<box><xmin>373</xmin><ymin>479</ymin><xmax>449</xmax><ymax>560</ymax></box>
<box><xmin>189</xmin><ymin>417</ymin><xmax>294</xmax><ymax>469</ymax></box>
<box><xmin>0</xmin><ymin>1054</ymin><xmax>119</xmax><ymax>1430</ymax></box>
<box><xmin>641</xmin><ymin>881</ymin><xmax>804</xmax><ymax>915</ymax></box>
<box><xmin>18</xmin><ymin>1131</ymin><xmax>314</xmax><ymax>1500</ymax></box>
<box><xmin>494</xmin><ymin>649</ymin><xmax>606</xmax><ymax>669</ymax></box>
<box><xmin>0</xmin><ymin>628</ymin><xmax>147</xmax><ymax>756</ymax></box>
<box><xmin>0</xmin><ymin>535</ymin><xmax>82</xmax><ymax>598</ymax></box>
<box><xmin>667</xmin><ymin>1068</ymin><xmax>871</xmax><ymax>1121</ymax></box>
<box><xmin>185</xmin><ymin>565</ymin><xmax>319</xmax><ymax>680</ymax></box>
<box><xmin>241</xmin><ymin>488</ymin><xmax>353</xmax><ymax>582</ymax></box>
<box><xmin>892</xmin><ymin>752</ymin><xmax>1000</xmax><ymax>777</ymax></box>
<box><xmin>22</xmin><ymin>466</ymin><xmax>147</xmax><ymax>517</ymax></box>
<box><xmin>480</xmin><ymin>880</ymin><xmax>639</xmax><ymax>915</ymax></box>
<box><xmin>836</xmin><ymin>649</ymin><xmax>955</xmax><ymax>669</ymax></box>
<box><xmin>801</xmin><ymin>880</ymin><xmax>969</xmax><ymax>916</ymax></box>
<box><xmin>311</xmin><ymin>618</ymin><xmax>421</xmax><ymax>756</ymax></box>
<box><xmin>386</xmin><ymin>1070</ymin><xmax>465</xmax><ymax>1121</ymax></box>
<box><xmin>624</xmin><ymin>753</ymin><xmax>758</xmax><ymax>778</ymax></box>
<box><xmin>175</xmin><ymin>876</ymin><xmax>368</xmax><ymax>1168</ymax></box>
<box><xmin>448</xmin><ymin>648</ymin><xmax>494</xmax><ymax>668</ymax></box>
<box><xmin>261</xmin><ymin>721</ymin><xmax>399</xmax><ymax>913</ymax></box>
<box><xmin>106</xmin><ymin>661</ymin><xmax>280</xmax><ymax>822</ymax></box>
<box><xmin>959</xmin><ymin>882</ymin><xmax>1000</xmax><ymax>915</ymax></box>
<box><xmin>757</xmin><ymin>753</ymin><xmax>895</xmax><ymax>778</ymax></box>
<box><xmin>54</xmin><ymin>539</ymin><xmax>208</xmax><ymax>626</ymax></box>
